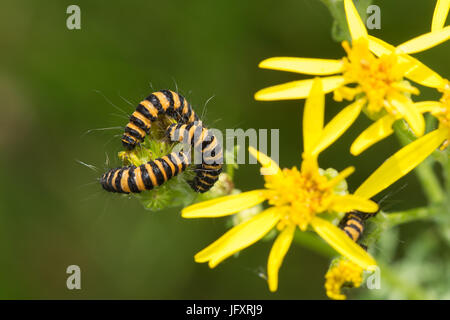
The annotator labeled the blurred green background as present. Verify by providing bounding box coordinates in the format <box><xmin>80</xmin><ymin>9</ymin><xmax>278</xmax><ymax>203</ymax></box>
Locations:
<box><xmin>0</xmin><ymin>0</ymin><xmax>448</xmax><ymax>299</ymax></box>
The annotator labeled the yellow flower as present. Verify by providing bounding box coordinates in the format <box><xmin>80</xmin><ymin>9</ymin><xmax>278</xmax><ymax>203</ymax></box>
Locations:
<box><xmin>255</xmin><ymin>0</ymin><xmax>449</xmax><ymax>155</ymax></box>
<box><xmin>325</xmin><ymin>259</ymin><xmax>363</xmax><ymax>300</ymax></box>
<box><xmin>353</xmin><ymin>79</ymin><xmax>450</xmax><ymax>155</ymax></box>
<box><xmin>182</xmin><ymin>78</ymin><xmax>430</xmax><ymax>292</ymax></box>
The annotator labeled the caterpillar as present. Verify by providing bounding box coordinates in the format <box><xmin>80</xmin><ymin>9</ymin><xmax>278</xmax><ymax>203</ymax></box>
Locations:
<box><xmin>122</xmin><ymin>90</ymin><xmax>200</xmax><ymax>150</ymax></box>
<box><xmin>166</xmin><ymin>122</ymin><xmax>223</xmax><ymax>193</ymax></box>
<box><xmin>338</xmin><ymin>211</ymin><xmax>374</xmax><ymax>242</ymax></box>
<box><xmin>100</xmin><ymin>151</ymin><xmax>189</xmax><ymax>194</ymax></box>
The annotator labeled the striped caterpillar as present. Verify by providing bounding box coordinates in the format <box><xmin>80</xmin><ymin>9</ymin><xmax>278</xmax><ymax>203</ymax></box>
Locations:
<box><xmin>122</xmin><ymin>90</ymin><xmax>200</xmax><ymax>150</ymax></box>
<box><xmin>100</xmin><ymin>151</ymin><xmax>189</xmax><ymax>193</ymax></box>
<box><xmin>166</xmin><ymin>122</ymin><xmax>223</xmax><ymax>193</ymax></box>
<box><xmin>101</xmin><ymin>89</ymin><xmax>223</xmax><ymax>194</ymax></box>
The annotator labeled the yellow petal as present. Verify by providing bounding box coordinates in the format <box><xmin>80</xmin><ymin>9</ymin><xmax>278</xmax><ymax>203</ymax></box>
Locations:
<box><xmin>388</xmin><ymin>93</ymin><xmax>425</xmax><ymax>137</ymax></box>
<box><xmin>248</xmin><ymin>146</ymin><xmax>281</xmax><ymax>176</ymax></box>
<box><xmin>331</xmin><ymin>195</ymin><xmax>379</xmax><ymax>213</ymax></box>
<box><xmin>396</xmin><ymin>26</ymin><xmax>450</xmax><ymax>54</ymax></box>
<box><xmin>303</xmin><ymin>78</ymin><xmax>324</xmax><ymax>154</ymax></box>
<box><xmin>368</xmin><ymin>36</ymin><xmax>446</xmax><ymax>88</ymax></box>
<box><xmin>301</xmin><ymin>155</ymin><xmax>320</xmax><ymax>175</ymax></box>
<box><xmin>391</xmin><ymin>81</ymin><xmax>420</xmax><ymax>96</ymax></box>
<box><xmin>254</xmin><ymin>76</ymin><xmax>345</xmax><ymax>101</ymax></box>
<box><xmin>267</xmin><ymin>225</ymin><xmax>295</xmax><ymax>292</ymax></box>
<box><xmin>414</xmin><ymin>101</ymin><xmax>446</xmax><ymax>114</ymax></box>
<box><xmin>350</xmin><ymin>115</ymin><xmax>396</xmax><ymax>156</ymax></box>
<box><xmin>354</xmin><ymin>128</ymin><xmax>448</xmax><ymax>199</ymax></box>
<box><xmin>432</xmin><ymin>0</ymin><xmax>450</xmax><ymax>32</ymax></box>
<box><xmin>259</xmin><ymin>57</ymin><xmax>344</xmax><ymax>75</ymax></box>
<box><xmin>368</xmin><ymin>35</ymin><xmax>396</xmax><ymax>56</ymax></box>
<box><xmin>310</xmin><ymin>98</ymin><xmax>364</xmax><ymax>157</ymax></box>
<box><xmin>182</xmin><ymin>190</ymin><xmax>266</xmax><ymax>218</ymax></box>
<box><xmin>344</xmin><ymin>0</ymin><xmax>368</xmax><ymax>41</ymax></box>
<box><xmin>401</xmin><ymin>54</ymin><xmax>446</xmax><ymax>88</ymax></box>
<box><xmin>194</xmin><ymin>208</ymin><xmax>282</xmax><ymax>268</ymax></box>
<box><xmin>311</xmin><ymin>217</ymin><xmax>376</xmax><ymax>270</ymax></box>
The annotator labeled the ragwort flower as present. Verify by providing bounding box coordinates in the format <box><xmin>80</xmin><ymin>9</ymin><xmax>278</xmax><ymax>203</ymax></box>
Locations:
<box><xmin>255</xmin><ymin>0</ymin><xmax>449</xmax><ymax>155</ymax></box>
<box><xmin>181</xmin><ymin>78</ymin><xmax>430</xmax><ymax>292</ymax></box>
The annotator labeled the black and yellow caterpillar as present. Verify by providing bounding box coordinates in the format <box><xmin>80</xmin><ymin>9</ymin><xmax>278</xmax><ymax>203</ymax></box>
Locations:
<box><xmin>338</xmin><ymin>211</ymin><xmax>373</xmax><ymax>242</ymax></box>
<box><xmin>100</xmin><ymin>151</ymin><xmax>189</xmax><ymax>194</ymax></box>
<box><xmin>166</xmin><ymin>122</ymin><xmax>223</xmax><ymax>193</ymax></box>
<box><xmin>122</xmin><ymin>90</ymin><xmax>200</xmax><ymax>150</ymax></box>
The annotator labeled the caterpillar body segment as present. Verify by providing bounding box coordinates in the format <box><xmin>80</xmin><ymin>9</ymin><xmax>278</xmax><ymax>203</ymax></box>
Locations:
<box><xmin>100</xmin><ymin>151</ymin><xmax>189</xmax><ymax>194</ymax></box>
<box><xmin>166</xmin><ymin>123</ymin><xmax>223</xmax><ymax>193</ymax></box>
<box><xmin>190</xmin><ymin>163</ymin><xmax>223</xmax><ymax>193</ymax></box>
<box><xmin>121</xmin><ymin>90</ymin><xmax>200</xmax><ymax>150</ymax></box>
<box><xmin>338</xmin><ymin>211</ymin><xmax>374</xmax><ymax>242</ymax></box>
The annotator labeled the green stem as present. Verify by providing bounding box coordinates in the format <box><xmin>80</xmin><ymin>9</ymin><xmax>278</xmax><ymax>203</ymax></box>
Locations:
<box><xmin>362</xmin><ymin>207</ymin><xmax>437</xmax><ymax>247</ymax></box>
<box><xmin>434</xmin><ymin>148</ymin><xmax>450</xmax><ymax>199</ymax></box>
<box><xmin>444</xmin><ymin>157</ymin><xmax>450</xmax><ymax>202</ymax></box>
<box><xmin>393</xmin><ymin>121</ymin><xmax>444</xmax><ymax>204</ymax></box>
<box><xmin>414</xmin><ymin>159</ymin><xmax>444</xmax><ymax>203</ymax></box>
<box><xmin>383</xmin><ymin>208</ymin><xmax>432</xmax><ymax>227</ymax></box>
<box><xmin>381</xmin><ymin>207</ymin><xmax>439</xmax><ymax>227</ymax></box>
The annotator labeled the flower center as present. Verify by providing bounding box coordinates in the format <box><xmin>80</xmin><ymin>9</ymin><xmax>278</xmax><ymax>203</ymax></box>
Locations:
<box><xmin>263</xmin><ymin>165</ymin><xmax>334</xmax><ymax>231</ymax></box>
<box><xmin>337</xmin><ymin>39</ymin><xmax>419</xmax><ymax>119</ymax></box>
<box><xmin>325</xmin><ymin>259</ymin><xmax>363</xmax><ymax>300</ymax></box>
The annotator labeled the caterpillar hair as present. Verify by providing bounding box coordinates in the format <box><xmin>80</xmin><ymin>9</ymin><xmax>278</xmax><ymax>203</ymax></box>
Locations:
<box><xmin>100</xmin><ymin>151</ymin><xmax>189</xmax><ymax>194</ymax></box>
<box><xmin>122</xmin><ymin>90</ymin><xmax>200</xmax><ymax>150</ymax></box>
<box><xmin>338</xmin><ymin>211</ymin><xmax>374</xmax><ymax>242</ymax></box>
<box><xmin>166</xmin><ymin>122</ymin><xmax>223</xmax><ymax>193</ymax></box>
